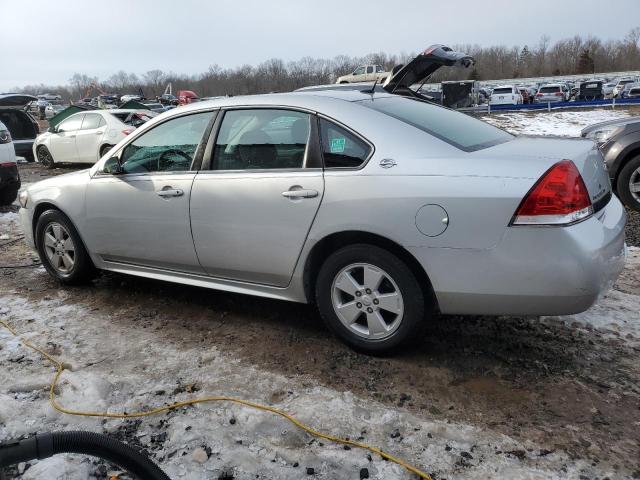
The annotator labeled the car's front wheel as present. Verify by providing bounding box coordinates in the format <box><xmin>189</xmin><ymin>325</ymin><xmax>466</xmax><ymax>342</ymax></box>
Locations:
<box><xmin>36</xmin><ymin>146</ymin><xmax>55</xmax><ymax>169</ymax></box>
<box><xmin>617</xmin><ymin>155</ymin><xmax>640</xmax><ymax>211</ymax></box>
<box><xmin>315</xmin><ymin>244</ymin><xmax>427</xmax><ymax>354</ymax></box>
<box><xmin>35</xmin><ymin>210</ymin><xmax>95</xmax><ymax>284</ymax></box>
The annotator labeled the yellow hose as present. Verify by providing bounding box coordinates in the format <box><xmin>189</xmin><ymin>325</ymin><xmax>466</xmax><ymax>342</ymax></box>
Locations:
<box><xmin>0</xmin><ymin>318</ymin><xmax>433</xmax><ymax>479</ymax></box>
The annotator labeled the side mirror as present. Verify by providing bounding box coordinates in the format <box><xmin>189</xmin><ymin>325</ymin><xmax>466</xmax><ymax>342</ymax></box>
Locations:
<box><xmin>48</xmin><ymin>125</ymin><xmax>58</xmax><ymax>133</ymax></box>
<box><xmin>103</xmin><ymin>156</ymin><xmax>123</xmax><ymax>175</ymax></box>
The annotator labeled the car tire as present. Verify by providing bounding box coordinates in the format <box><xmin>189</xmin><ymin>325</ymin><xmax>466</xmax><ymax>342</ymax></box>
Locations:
<box><xmin>35</xmin><ymin>209</ymin><xmax>96</xmax><ymax>284</ymax></box>
<box><xmin>616</xmin><ymin>155</ymin><xmax>640</xmax><ymax>212</ymax></box>
<box><xmin>36</xmin><ymin>146</ymin><xmax>55</xmax><ymax>169</ymax></box>
<box><xmin>315</xmin><ymin>244</ymin><xmax>427</xmax><ymax>355</ymax></box>
<box><xmin>99</xmin><ymin>144</ymin><xmax>113</xmax><ymax>158</ymax></box>
<box><xmin>0</xmin><ymin>185</ymin><xmax>19</xmax><ymax>206</ymax></box>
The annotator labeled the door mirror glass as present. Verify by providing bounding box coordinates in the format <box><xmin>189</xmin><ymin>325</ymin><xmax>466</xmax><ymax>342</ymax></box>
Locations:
<box><xmin>103</xmin><ymin>156</ymin><xmax>123</xmax><ymax>175</ymax></box>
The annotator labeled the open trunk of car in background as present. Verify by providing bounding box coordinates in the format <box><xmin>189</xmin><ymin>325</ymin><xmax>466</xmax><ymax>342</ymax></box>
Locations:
<box><xmin>0</xmin><ymin>94</ymin><xmax>39</xmax><ymax>160</ymax></box>
<box><xmin>383</xmin><ymin>45</ymin><xmax>475</xmax><ymax>96</ymax></box>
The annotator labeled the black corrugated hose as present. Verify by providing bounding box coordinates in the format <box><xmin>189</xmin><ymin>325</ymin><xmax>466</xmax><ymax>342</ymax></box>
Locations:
<box><xmin>0</xmin><ymin>431</ymin><xmax>170</xmax><ymax>480</ymax></box>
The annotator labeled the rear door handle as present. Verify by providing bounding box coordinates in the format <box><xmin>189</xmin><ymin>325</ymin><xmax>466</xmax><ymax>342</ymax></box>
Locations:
<box><xmin>157</xmin><ymin>188</ymin><xmax>184</xmax><ymax>198</ymax></box>
<box><xmin>282</xmin><ymin>189</ymin><xmax>318</xmax><ymax>199</ymax></box>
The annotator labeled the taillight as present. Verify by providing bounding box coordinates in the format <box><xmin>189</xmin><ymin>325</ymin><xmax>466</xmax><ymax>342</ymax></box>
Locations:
<box><xmin>511</xmin><ymin>160</ymin><xmax>593</xmax><ymax>226</ymax></box>
<box><xmin>122</xmin><ymin>129</ymin><xmax>134</xmax><ymax>135</ymax></box>
<box><xmin>555</xmin><ymin>92</ymin><xmax>563</xmax><ymax>96</ymax></box>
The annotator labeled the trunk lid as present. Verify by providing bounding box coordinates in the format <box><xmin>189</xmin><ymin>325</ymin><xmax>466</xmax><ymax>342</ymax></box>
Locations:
<box><xmin>0</xmin><ymin>94</ymin><xmax>38</xmax><ymax>108</ymax></box>
<box><xmin>474</xmin><ymin>136</ymin><xmax>611</xmax><ymax>210</ymax></box>
<box><xmin>383</xmin><ymin>45</ymin><xmax>474</xmax><ymax>93</ymax></box>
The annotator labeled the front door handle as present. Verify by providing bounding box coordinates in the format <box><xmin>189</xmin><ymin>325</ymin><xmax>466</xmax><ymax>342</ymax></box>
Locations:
<box><xmin>157</xmin><ymin>187</ymin><xmax>184</xmax><ymax>198</ymax></box>
<box><xmin>282</xmin><ymin>189</ymin><xmax>318</xmax><ymax>199</ymax></box>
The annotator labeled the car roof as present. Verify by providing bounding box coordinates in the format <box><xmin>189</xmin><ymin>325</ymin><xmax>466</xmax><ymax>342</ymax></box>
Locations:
<box><xmin>493</xmin><ymin>85</ymin><xmax>515</xmax><ymax>89</ymax></box>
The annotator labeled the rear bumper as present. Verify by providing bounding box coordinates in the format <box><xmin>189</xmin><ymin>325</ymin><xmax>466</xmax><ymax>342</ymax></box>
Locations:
<box><xmin>534</xmin><ymin>97</ymin><xmax>564</xmax><ymax>103</ymax></box>
<box><xmin>410</xmin><ymin>196</ymin><xmax>627</xmax><ymax>316</ymax></box>
<box><xmin>13</xmin><ymin>140</ymin><xmax>34</xmax><ymax>160</ymax></box>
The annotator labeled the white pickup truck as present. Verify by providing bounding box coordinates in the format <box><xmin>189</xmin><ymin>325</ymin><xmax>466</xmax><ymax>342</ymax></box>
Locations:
<box><xmin>336</xmin><ymin>65</ymin><xmax>389</xmax><ymax>84</ymax></box>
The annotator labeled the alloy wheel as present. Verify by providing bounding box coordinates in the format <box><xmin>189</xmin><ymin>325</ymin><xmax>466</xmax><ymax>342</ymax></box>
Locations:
<box><xmin>43</xmin><ymin>222</ymin><xmax>75</xmax><ymax>274</ymax></box>
<box><xmin>37</xmin><ymin>148</ymin><xmax>53</xmax><ymax>168</ymax></box>
<box><xmin>331</xmin><ymin>263</ymin><xmax>404</xmax><ymax>340</ymax></box>
<box><xmin>630</xmin><ymin>167</ymin><xmax>640</xmax><ymax>203</ymax></box>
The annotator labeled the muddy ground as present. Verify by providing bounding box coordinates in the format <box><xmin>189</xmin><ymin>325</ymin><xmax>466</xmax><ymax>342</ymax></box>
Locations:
<box><xmin>1</xmin><ymin>163</ymin><xmax>639</xmax><ymax>479</ymax></box>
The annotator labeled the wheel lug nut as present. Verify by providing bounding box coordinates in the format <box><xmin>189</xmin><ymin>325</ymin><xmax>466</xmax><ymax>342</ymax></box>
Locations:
<box><xmin>367</xmin><ymin>307</ymin><xmax>373</xmax><ymax>313</ymax></box>
<box><xmin>365</xmin><ymin>289</ymin><xmax>372</xmax><ymax>294</ymax></box>
<box><xmin>355</xmin><ymin>291</ymin><xmax>362</xmax><ymax>297</ymax></box>
<box><xmin>373</xmin><ymin>299</ymin><xmax>379</xmax><ymax>305</ymax></box>
<box><xmin>356</xmin><ymin>302</ymin><xmax>362</xmax><ymax>308</ymax></box>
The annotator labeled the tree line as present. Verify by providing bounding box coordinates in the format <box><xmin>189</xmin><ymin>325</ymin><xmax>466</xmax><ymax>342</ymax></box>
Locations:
<box><xmin>14</xmin><ymin>28</ymin><xmax>640</xmax><ymax>102</ymax></box>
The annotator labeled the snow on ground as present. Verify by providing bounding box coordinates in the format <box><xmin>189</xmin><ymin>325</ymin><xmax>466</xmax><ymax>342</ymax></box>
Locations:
<box><xmin>0</xmin><ymin>287</ymin><xmax>631</xmax><ymax>480</ymax></box>
<box><xmin>481</xmin><ymin>107</ymin><xmax>634</xmax><ymax>137</ymax></box>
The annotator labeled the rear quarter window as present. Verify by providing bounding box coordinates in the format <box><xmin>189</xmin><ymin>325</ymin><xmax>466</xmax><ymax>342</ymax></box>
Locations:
<box><xmin>360</xmin><ymin>97</ymin><xmax>512</xmax><ymax>152</ymax></box>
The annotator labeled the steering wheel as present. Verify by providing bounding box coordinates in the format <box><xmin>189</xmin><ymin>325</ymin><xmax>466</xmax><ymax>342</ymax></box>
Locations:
<box><xmin>158</xmin><ymin>149</ymin><xmax>191</xmax><ymax>171</ymax></box>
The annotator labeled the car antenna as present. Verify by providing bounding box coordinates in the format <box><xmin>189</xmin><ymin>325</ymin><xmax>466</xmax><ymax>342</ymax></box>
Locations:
<box><xmin>366</xmin><ymin>78</ymin><xmax>379</xmax><ymax>96</ymax></box>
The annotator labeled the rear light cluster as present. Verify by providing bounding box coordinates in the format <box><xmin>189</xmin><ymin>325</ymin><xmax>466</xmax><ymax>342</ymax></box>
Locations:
<box><xmin>511</xmin><ymin>160</ymin><xmax>593</xmax><ymax>226</ymax></box>
<box><xmin>122</xmin><ymin>129</ymin><xmax>134</xmax><ymax>136</ymax></box>
<box><xmin>555</xmin><ymin>92</ymin><xmax>563</xmax><ymax>96</ymax></box>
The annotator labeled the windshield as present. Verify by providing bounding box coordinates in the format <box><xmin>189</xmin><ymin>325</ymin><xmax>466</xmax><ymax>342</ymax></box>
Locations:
<box><xmin>492</xmin><ymin>87</ymin><xmax>513</xmax><ymax>94</ymax></box>
<box><xmin>360</xmin><ymin>96</ymin><xmax>513</xmax><ymax>152</ymax></box>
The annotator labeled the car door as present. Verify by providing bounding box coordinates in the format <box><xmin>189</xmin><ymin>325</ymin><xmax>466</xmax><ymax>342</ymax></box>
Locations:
<box><xmin>48</xmin><ymin>114</ymin><xmax>83</xmax><ymax>162</ymax></box>
<box><xmin>84</xmin><ymin>110</ymin><xmax>216</xmax><ymax>273</ymax></box>
<box><xmin>190</xmin><ymin>108</ymin><xmax>324</xmax><ymax>287</ymax></box>
<box><xmin>352</xmin><ymin>66</ymin><xmax>365</xmax><ymax>82</ymax></box>
<box><xmin>365</xmin><ymin>65</ymin><xmax>374</xmax><ymax>81</ymax></box>
<box><xmin>75</xmin><ymin>113</ymin><xmax>106</xmax><ymax>163</ymax></box>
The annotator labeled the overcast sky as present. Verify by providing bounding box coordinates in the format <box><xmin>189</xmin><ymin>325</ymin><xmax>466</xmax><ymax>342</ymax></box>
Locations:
<box><xmin>1</xmin><ymin>0</ymin><xmax>639</xmax><ymax>91</ymax></box>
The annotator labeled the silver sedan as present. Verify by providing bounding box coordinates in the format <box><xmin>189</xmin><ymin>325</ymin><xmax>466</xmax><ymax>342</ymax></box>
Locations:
<box><xmin>18</xmin><ymin>89</ymin><xmax>626</xmax><ymax>353</ymax></box>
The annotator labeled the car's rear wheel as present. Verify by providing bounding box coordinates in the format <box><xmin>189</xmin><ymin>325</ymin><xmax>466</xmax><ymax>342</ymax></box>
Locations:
<box><xmin>99</xmin><ymin>144</ymin><xmax>113</xmax><ymax>158</ymax></box>
<box><xmin>315</xmin><ymin>244</ymin><xmax>427</xmax><ymax>354</ymax></box>
<box><xmin>617</xmin><ymin>155</ymin><xmax>640</xmax><ymax>211</ymax></box>
<box><xmin>37</xmin><ymin>146</ymin><xmax>55</xmax><ymax>169</ymax></box>
<box><xmin>0</xmin><ymin>185</ymin><xmax>19</xmax><ymax>206</ymax></box>
<box><xmin>35</xmin><ymin>210</ymin><xmax>95</xmax><ymax>284</ymax></box>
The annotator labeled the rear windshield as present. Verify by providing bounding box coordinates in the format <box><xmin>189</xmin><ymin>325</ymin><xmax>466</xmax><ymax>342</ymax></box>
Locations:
<box><xmin>539</xmin><ymin>86</ymin><xmax>561</xmax><ymax>93</ymax></box>
<box><xmin>492</xmin><ymin>88</ymin><xmax>513</xmax><ymax>94</ymax></box>
<box><xmin>360</xmin><ymin>97</ymin><xmax>513</xmax><ymax>152</ymax></box>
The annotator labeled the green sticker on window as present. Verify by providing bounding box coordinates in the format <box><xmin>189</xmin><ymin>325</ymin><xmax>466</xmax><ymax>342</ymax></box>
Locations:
<box><xmin>330</xmin><ymin>137</ymin><xmax>346</xmax><ymax>153</ymax></box>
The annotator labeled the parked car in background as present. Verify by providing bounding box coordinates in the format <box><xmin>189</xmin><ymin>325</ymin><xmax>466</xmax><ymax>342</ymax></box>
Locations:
<box><xmin>517</xmin><ymin>86</ymin><xmax>532</xmax><ymax>104</ymax></box>
<box><xmin>45</xmin><ymin>104</ymin><xmax>66</xmax><ymax>119</ymax></box>
<box><xmin>158</xmin><ymin>93</ymin><xmax>179</xmax><ymax>106</ymax></box>
<box><xmin>619</xmin><ymin>82</ymin><xmax>640</xmax><ymax>99</ymax></box>
<box><xmin>490</xmin><ymin>85</ymin><xmax>522</xmax><ymax>105</ymax></box>
<box><xmin>614</xmin><ymin>78</ymin><xmax>637</xmax><ymax>98</ymax></box>
<box><xmin>120</xmin><ymin>94</ymin><xmax>143</xmax><ymax>103</ymax></box>
<box><xmin>33</xmin><ymin>109</ymin><xmax>155</xmax><ymax>168</ymax></box>
<box><xmin>534</xmin><ymin>84</ymin><xmax>566</xmax><ymax>103</ymax></box>
<box><xmin>577</xmin><ymin>80</ymin><xmax>604</xmax><ymax>101</ymax></box>
<box><xmin>627</xmin><ymin>85</ymin><xmax>640</xmax><ymax>99</ymax></box>
<box><xmin>603</xmin><ymin>82</ymin><xmax>616</xmax><ymax>99</ymax></box>
<box><xmin>336</xmin><ymin>65</ymin><xmax>389</xmax><ymax>84</ymax></box>
<box><xmin>0</xmin><ymin>94</ymin><xmax>39</xmax><ymax>162</ymax></box>
<box><xmin>177</xmin><ymin>90</ymin><xmax>199</xmax><ymax>105</ymax></box>
<box><xmin>37</xmin><ymin>93</ymin><xmax>62</xmax><ymax>102</ymax></box>
<box><xmin>582</xmin><ymin>117</ymin><xmax>640</xmax><ymax>211</ymax></box>
<box><xmin>0</xmin><ymin>120</ymin><xmax>20</xmax><ymax>205</ymax></box>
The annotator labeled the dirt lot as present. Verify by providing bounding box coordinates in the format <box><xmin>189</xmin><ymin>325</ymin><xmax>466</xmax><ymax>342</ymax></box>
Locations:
<box><xmin>1</xmin><ymin>164</ymin><xmax>639</xmax><ymax>479</ymax></box>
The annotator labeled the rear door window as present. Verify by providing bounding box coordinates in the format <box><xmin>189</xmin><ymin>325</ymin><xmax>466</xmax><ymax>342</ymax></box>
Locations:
<box><xmin>319</xmin><ymin>118</ymin><xmax>371</xmax><ymax>168</ymax></box>
<box><xmin>81</xmin><ymin>113</ymin><xmax>104</xmax><ymax>130</ymax></box>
